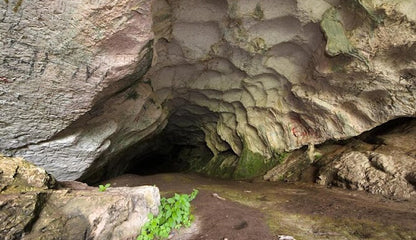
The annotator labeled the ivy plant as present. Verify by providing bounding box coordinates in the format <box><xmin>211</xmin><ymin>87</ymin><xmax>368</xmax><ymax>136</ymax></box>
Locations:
<box><xmin>137</xmin><ymin>189</ymin><xmax>199</xmax><ymax>240</ymax></box>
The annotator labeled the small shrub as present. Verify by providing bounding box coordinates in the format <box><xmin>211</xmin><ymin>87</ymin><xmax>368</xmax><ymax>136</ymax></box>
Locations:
<box><xmin>137</xmin><ymin>189</ymin><xmax>199</xmax><ymax>240</ymax></box>
<box><xmin>98</xmin><ymin>183</ymin><xmax>111</xmax><ymax>192</ymax></box>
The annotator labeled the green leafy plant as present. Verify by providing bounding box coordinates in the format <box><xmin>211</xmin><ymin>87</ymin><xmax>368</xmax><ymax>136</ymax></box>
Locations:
<box><xmin>137</xmin><ymin>189</ymin><xmax>199</xmax><ymax>240</ymax></box>
<box><xmin>98</xmin><ymin>183</ymin><xmax>111</xmax><ymax>192</ymax></box>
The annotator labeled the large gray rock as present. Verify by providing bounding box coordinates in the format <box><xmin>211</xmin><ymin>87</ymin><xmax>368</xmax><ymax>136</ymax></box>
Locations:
<box><xmin>0</xmin><ymin>0</ymin><xmax>167</xmax><ymax>180</ymax></box>
<box><xmin>0</xmin><ymin>0</ymin><xmax>415</xmax><ymax>181</ymax></box>
<box><xmin>0</xmin><ymin>156</ymin><xmax>160</xmax><ymax>240</ymax></box>
<box><xmin>23</xmin><ymin>186</ymin><xmax>160</xmax><ymax>240</ymax></box>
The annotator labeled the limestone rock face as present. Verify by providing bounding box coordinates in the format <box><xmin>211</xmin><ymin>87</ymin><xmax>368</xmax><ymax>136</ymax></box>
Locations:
<box><xmin>148</xmin><ymin>0</ymin><xmax>416</xmax><ymax>178</ymax></box>
<box><xmin>0</xmin><ymin>156</ymin><xmax>160</xmax><ymax>240</ymax></box>
<box><xmin>319</xmin><ymin>151</ymin><xmax>416</xmax><ymax>198</ymax></box>
<box><xmin>317</xmin><ymin>119</ymin><xmax>416</xmax><ymax>199</ymax></box>
<box><xmin>23</xmin><ymin>186</ymin><xmax>160</xmax><ymax>240</ymax></box>
<box><xmin>0</xmin><ymin>0</ymin><xmax>415</xmax><ymax>181</ymax></box>
<box><xmin>0</xmin><ymin>0</ymin><xmax>165</xmax><ymax>180</ymax></box>
<box><xmin>265</xmin><ymin>118</ymin><xmax>416</xmax><ymax>199</ymax></box>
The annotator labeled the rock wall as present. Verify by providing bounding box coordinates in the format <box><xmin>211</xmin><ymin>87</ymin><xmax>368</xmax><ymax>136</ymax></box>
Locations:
<box><xmin>0</xmin><ymin>0</ymin><xmax>167</xmax><ymax>180</ymax></box>
<box><xmin>0</xmin><ymin>0</ymin><xmax>415</xmax><ymax>181</ymax></box>
<box><xmin>148</xmin><ymin>0</ymin><xmax>416</xmax><ymax>178</ymax></box>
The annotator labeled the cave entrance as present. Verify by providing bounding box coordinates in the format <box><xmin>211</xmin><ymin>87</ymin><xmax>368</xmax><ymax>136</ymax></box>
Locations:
<box><xmin>123</xmin><ymin>103</ymin><xmax>217</xmax><ymax>176</ymax></box>
<box><xmin>124</xmin><ymin>141</ymin><xmax>213</xmax><ymax>176</ymax></box>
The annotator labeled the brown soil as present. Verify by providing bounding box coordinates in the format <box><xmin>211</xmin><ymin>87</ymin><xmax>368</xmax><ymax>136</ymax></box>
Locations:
<box><xmin>103</xmin><ymin>173</ymin><xmax>416</xmax><ymax>240</ymax></box>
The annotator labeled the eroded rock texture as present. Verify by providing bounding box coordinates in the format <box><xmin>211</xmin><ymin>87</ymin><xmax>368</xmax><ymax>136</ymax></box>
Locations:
<box><xmin>265</xmin><ymin>118</ymin><xmax>416</xmax><ymax>199</ymax></box>
<box><xmin>148</xmin><ymin>0</ymin><xmax>416</xmax><ymax>179</ymax></box>
<box><xmin>0</xmin><ymin>0</ymin><xmax>415</xmax><ymax>181</ymax></box>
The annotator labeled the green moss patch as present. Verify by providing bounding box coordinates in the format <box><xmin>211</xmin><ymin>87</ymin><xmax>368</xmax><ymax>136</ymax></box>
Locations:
<box><xmin>233</xmin><ymin>145</ymin><xmax>284</xmax><ymax>180</ymax></box>
<box><xmin>320</xmin><ymin>8</ymin><xmax>356</xmax><ymax>57</ymax></box>
<box><xmin>320</xmin><ymin>8</ymin><xmax>369</xmax><ymax>67</ymax></box>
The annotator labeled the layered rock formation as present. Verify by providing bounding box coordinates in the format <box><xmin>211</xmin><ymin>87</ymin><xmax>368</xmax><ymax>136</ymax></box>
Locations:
<box><xmin>148</xmin><ymin>0</ymin><xmax>416</xmax><ymax>179</ymax></box>
<box><xmin>265</xmin><ymin>118</ymin><xmax>416</xmax><ymax>199</ymax></box>
<box><xmin>0</xmin><ymin>0</ymin><xmax>415</xmax><ymax>181</ymax></box>
<box><xmin>0</xmin><ymin>156</ymin><xmax>160</xmax><ymax>240</ymax></box>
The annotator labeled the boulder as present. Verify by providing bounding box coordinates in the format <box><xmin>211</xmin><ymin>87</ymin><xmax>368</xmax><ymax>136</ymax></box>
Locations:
<box><xmin>0</xmin><ymin>156</ymin><xmax>160</xmax><ymax>240</ymax></box>
<box><xmin>23</xmin><ymin>186</ymin><xmax>160</xmax><ymax>240</ymax></box>
<box><xmin>0</xmin><ymin>155</ymin><xmax>56</xmax><ymax>193</ymax></box>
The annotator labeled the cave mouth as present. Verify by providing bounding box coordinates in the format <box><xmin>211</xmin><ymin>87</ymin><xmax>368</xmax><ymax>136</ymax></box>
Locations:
<box><xmin>124</xmin><ymin>141</ymin><xmax>214</xmax><ymax>176</ymax></box>
<box><xmin>122</xmin><ymin>117</ymin><xmax>416</xmax><ymax>178</ymax></box>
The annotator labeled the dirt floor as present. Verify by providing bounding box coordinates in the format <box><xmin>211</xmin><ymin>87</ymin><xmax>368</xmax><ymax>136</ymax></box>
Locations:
<box><xmin>103</xmin><ymin>173</ymin><xmax>416</xmax><ymax>240</ymax></box>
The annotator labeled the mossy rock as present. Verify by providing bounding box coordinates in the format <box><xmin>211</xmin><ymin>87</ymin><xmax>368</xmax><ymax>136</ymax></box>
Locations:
<box><xmin>177</xmin><ymin>145</ymin><xmax>213</xmax><ymax>172</ymax></box>
<box><xmin>320</xmin><ymin>7</ymin><xmax>369</xmax><ymax>67</ymax></box>
<box><xmin>0</xmin><ymin>155</ymin><xmax>56</xmax><ymax>194</ymax></box>
<box><xmin>233</xmin><ymin>146</ymin><xmax>283</xmax><ymax>180</ymax></box>
<box><xmin>355</xmin><ymin>0</ymin><xmax>384</xmax><ymax>24</ymax></box>
<box><xmin>201</xmin><ymin>145</ymin><xmax>286</xmax><ymax>180</ymax></box>
<box><xmin>320</xmin><ymin>8</ymin><xmax>355</xmax><ymax>57</ymax></box>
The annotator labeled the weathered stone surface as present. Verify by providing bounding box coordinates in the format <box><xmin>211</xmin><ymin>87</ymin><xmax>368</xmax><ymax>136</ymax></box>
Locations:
<box><xmin>0</xmin><ymin>0</ymin><xmax>415</xmax><ymax>181</ymax></box>
<box><xmin>0</xmin><ymin>156</ymin><xmax>160</xmax><ymax>240</ymax></box>
<box><xmin>23</xmin><ymin>186</ymin><xmax>160</xmax><ymax>240</ymax></box>
<box><xmin>0</xmin><ymin>155</ymin><xmax>56</xmax><ymax>193</ymax></box>
<box><xmin>319</xmin><ymin>151</ymin><xmax>416</xmax><ymax>198</ymax></box>
<box><xmin>0</xmin><ymin>0</ymin><xmax>164</xmax><ymax>180</ymax></box>
<box><xmin>265</xmin><ymin>118</ymin><xmax>416</xmax><ymax>199</ymax></box>
<box><xmin>0</xmin><ymin>192</ymin><xmax>48</xmax><ymax>240</ymax></box>
<box><xmin>148</xmin><ymin>0</ymin><xmax>416</xmax><ymax>179</ymax></box>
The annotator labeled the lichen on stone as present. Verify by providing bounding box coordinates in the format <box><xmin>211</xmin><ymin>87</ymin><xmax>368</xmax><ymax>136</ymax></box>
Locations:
<box><xmin>248</xmin><ymin>37</ymin><xmax>268</xmax><ymax>54</ymax></box>
<box><xmin>320</xmin><ymin>7</ymin><xmax>370</xmax><ymax>68</ymax></box>
<box><xmin>320</xmin><ymin>8</ymin><xmax>356</xmax><ymax>57</ymax></box>
<box><xmin>202</xmin><ymin>152</ymin><xmax>238</xmax><ymax>179</ymax></box>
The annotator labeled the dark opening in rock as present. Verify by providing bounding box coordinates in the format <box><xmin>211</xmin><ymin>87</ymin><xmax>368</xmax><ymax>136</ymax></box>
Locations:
<box><xmin>126</xmin><ymin>150</ymin><xmax>179</xmax><ymax>175</ymax></box>
<box><xmin>124</xmin><ymin>140</ymin><xmax>213</xmax><ymax>176</ymax></box>
<box><xmin>359</xmin><ymin>117</ymin><xmax>415</xmax><ymax>144</ymax></box>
